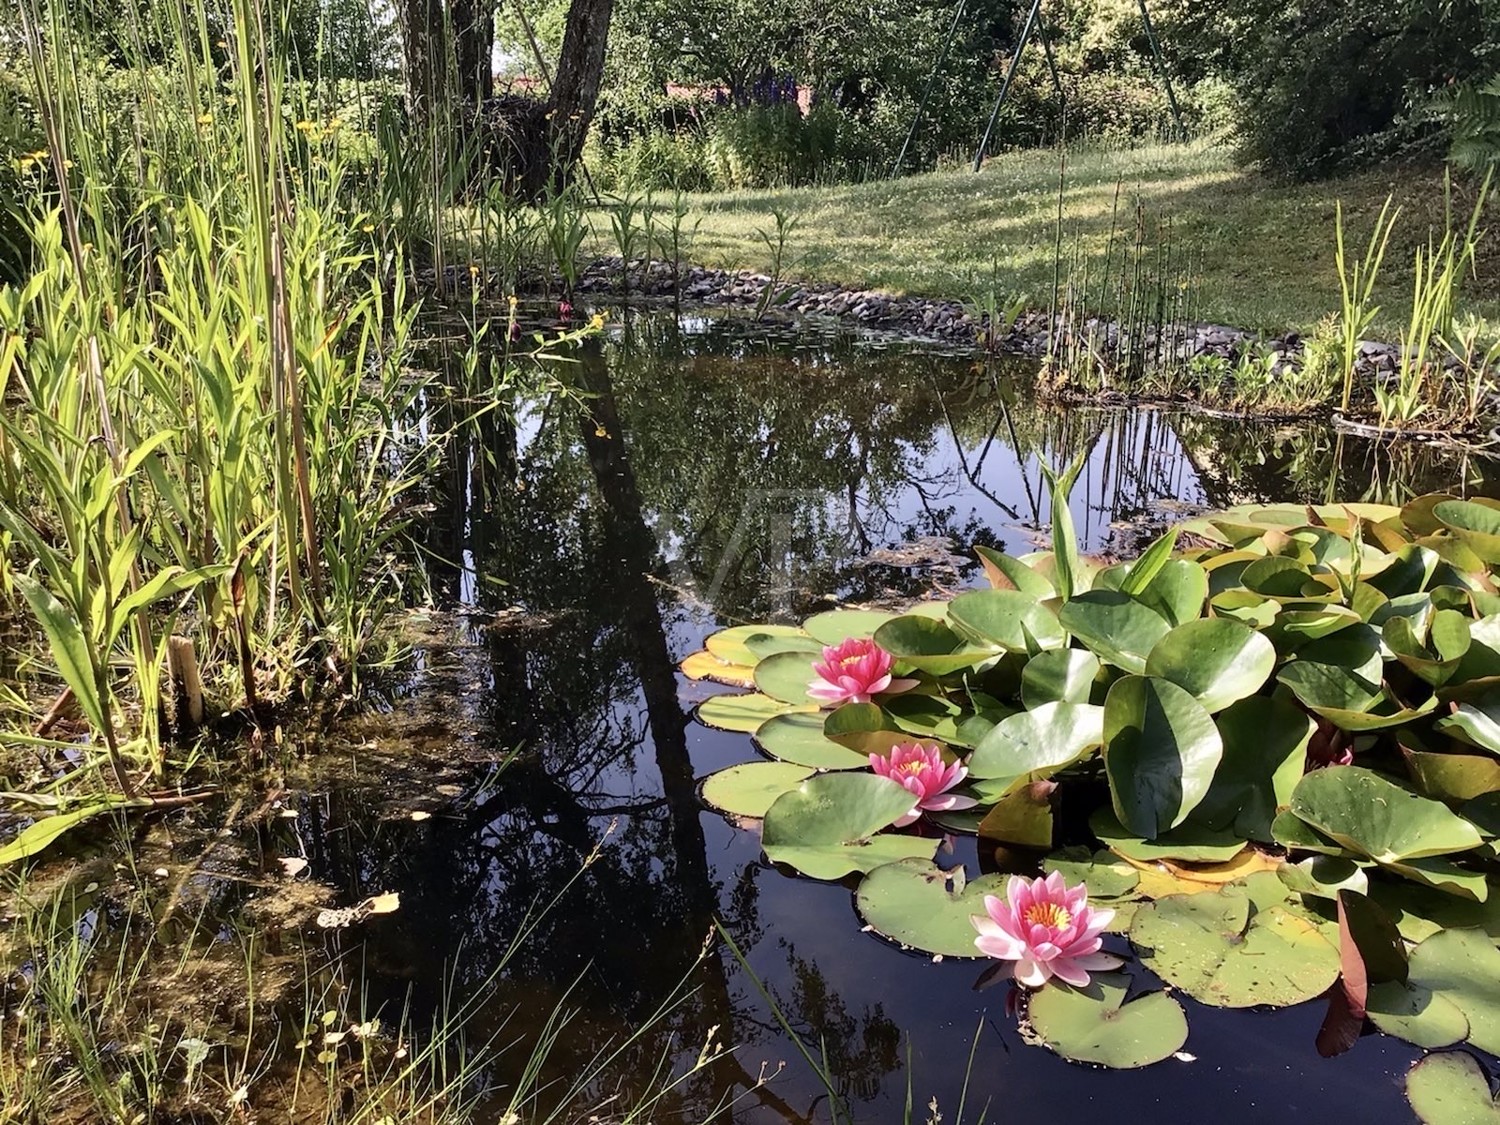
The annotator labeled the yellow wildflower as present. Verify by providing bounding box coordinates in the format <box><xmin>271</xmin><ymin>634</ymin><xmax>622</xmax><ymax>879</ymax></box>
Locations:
<box><xmin>197</xmin><ymin>112</ymin><xmax>213</xmax><ymax>125</ymax></box>
<box><xmin>360</xmin><ymin>223</ymin><xmax>375</xmax><ymax>233</ymax></box>
<box><xmin>294</xmin><ymin>120</ymin><xmax>316</xmax><ymax>133</ymax></box>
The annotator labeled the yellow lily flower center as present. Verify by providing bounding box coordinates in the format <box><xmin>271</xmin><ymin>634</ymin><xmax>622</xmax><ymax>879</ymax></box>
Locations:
<box><xmin>1023</xmin><ymin>902</ymin><xmax>1071</xmax><ymax>929</ymax></box>
<box><xmin>899</xmin><ymin>759</ymin><xmax>927</xmax><ymax>775</ymax></box>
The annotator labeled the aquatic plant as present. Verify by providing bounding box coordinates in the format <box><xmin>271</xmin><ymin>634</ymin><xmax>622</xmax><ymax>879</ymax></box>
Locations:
<box><xmin>808</xmin><ymin>637</ymin><xmax>918</xmax><ymax>705</ymax></box>
<box><xmin>971</xmin><ymin>872</ymin><xmax>1120</xmax><ymax>987</ymax></box>
<box><xmin>683</xmin><ymin>464</ymin><xmax>1500</xmax><ymax>1071</ymax></box>
<box><xmin>870</xmin><ymin>741</ymin><xmax>977</xmax><ymax>826</ymax></box>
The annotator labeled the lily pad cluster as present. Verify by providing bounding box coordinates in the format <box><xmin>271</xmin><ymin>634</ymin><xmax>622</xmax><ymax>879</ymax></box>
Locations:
<box><xmin>684</xmin><ymin>490</ymin><xmax>1500</xmax><ymax>1076</ymax></box>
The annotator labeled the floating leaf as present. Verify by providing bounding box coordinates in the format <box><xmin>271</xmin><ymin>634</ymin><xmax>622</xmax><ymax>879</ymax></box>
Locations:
<box><xmin>803</xmin><ymin>609</ymin><xmax>895</xmax><ymax>646</ymax></box>
<box><xmin>1406</xmin><ymin>1052</ymin><xmax>1500</xmax><ymax>1125</ymax></box>
<box><xmin>1190</xmin><ymin>694</ymin><xmax>1314</xmax><ymax>841</ymax></box>
<box><xmin>1276</xmin><ymin>625</ymin><xmax>1384</xmax><ymax>717</ymax></box>
<box><xmin>1438</xmin><ymin>690</ymin><xmax>1500</xmax><ymax>756</ymax></box>
<box><xmin>1144</xmin><ymin>618</ymin><xmax>1276</xmax><ymax>713</ymax></box>
<box><xmin>701</xmin><ymin>762</ymin><xmax>815</xmax><ymax>818</ymax></box>
<box><xmin>680</xmin><ymin>650</ymin><xmax>757</xmax><ymax>689</ymax></box>
<box><xmin>753</xmin><ymin>651</ymin><xmax>821</xmax><ymax>705</ymax></box>
<box><xmin>977</xmin><ymin>782</ymin><xmax>1054</xmax><ymax>848</ymax></box>
<box><xmin>1058</xmin><ymin>591</ymin><xmax>1171</xmax><ymax>674</ymax></box>
<box><xmin>873</xmin><ymin>615</ymin><xmax>997</xmax><ymax>675</ymax></box>
<box><xmin>1103</xmin><ymin>676</ymin><xmax>1223</xmax><ymax>839</ymax></box>
<box><xmin>1130</xmin><ymin>883</ymin><xmax>1339</xmax><ymax>1008</ymax></box>
<box><xmin>1021</xmin><ymin>648</ymin><xmax>1101</xmax><ymax>708</ymax></box>
<box><xmin>854</xmin><ymin>859</ymin><xmax>1007</xmax><ymax>957</ymax></box>
<box><xmin>753</xmin><ymin>713</ymin><xmax>869</xmax><ymax>769</ymax></box>
<box><xmin>1288</xmin><ymin>766</ymin><xmax>1484</xmax><ymax>864</ymax></box>
<box><xmin>1435</xmin><ymin>499</ymin><xmax>1500</xmax><ymax>564</ymax></box>
<box><xmin>697</xmin><ymin>693</ymin><xmax>814</xmax><ymax>733</ymax></box>
<box><xmin>1041</xmin><ymin>848</ymin><xmax>1140</xmax><ymax>900</ymax></box>
<box><xmin>947</xmin><ymin>589</ymin><xmax>1065</xmax><ymax>653</ymax></box>
<box><xmin>0</xmin><ymin>799</ymin><xmax>137</xmax><ymax>866</ymax></box>
<box><xmin>1379</xmin><ymin>929</ymin><xmax>1500</xmax><ymax>1054</ymax></box>
<box><xmin>1090</xmin><ymin>807</ymin><xmax>1247</xmax><ymax>865</ymax></box>
<box><xmin>1278</xmin><ymin>856</ymin><xmax>1369</xmax><ymax>900</ymax></box>
<box><xmin>762</xmin><ymin>774</ymin><xmax>938</xmax><ymax>879</ymax></box>
<box><xmin>705</xmin><ymin>624</ymin><xmax>807</xmax><ymax>666</ymax></box>
<box><xmin>1406</xmin><ymin>748</ymin><xmax>1500</xmax><ymax>803</ymax></box>
<box><xmin>745</xmin><ymin>632</ymin><xmax>824</xmax><ymax>660</ymax></box>
<box><xmin>1131</xmin><ymin>559</ymin><xmax>1209</xmax><ymax>627</ymax></box>
<box><xmin>968</xmin><ymin>702</ymin><xmax>1105</xmax><ymax>789</ymax></box>
<box><xmin>823</xmin><ymin>702</ymin><xmax>906</xmax><ymax>753</ymax></box>
<box><xmin>885</xmin><ymin>693</ymin><xmax>1006</xmax><ymax>750</ymax></box>
<box><xmin>975</xmin><ymin>546</ymin><xmax>1055</xmax><ymax>598</ymax></box>
<box><xmin>1027</xmin><ymin>974</ymin><xmax>1189</xmax><ymax>1069</ymax></box>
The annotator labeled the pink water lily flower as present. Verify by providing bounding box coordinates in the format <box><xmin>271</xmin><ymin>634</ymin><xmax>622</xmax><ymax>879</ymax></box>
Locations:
<box><xmin>869</xmin><ymin>742</ymin><xmax>977</xmax><ymax>827</ymax></box>
<box><xmin>807</xmin><ymin>638</ymin><xmax>918</xmax><ymax>706</ymax></box>
<box><xmin>971</xmin><ymin>872</ymin><xmax>1121</xmax><ymax>988</ymax></box>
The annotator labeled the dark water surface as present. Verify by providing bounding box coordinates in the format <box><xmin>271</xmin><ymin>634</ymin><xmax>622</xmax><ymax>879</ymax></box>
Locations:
<box><xmin>283</xmin><ymin>310</ymin><xmax>1500</xmax><ymax>1123</ymax></box>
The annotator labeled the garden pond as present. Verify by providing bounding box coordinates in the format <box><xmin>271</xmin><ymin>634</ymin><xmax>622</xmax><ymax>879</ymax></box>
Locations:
<box><xmin>29</xmin><ymin>308</ymin><xmax>1500</xmax><ymax>1123</ymax></box>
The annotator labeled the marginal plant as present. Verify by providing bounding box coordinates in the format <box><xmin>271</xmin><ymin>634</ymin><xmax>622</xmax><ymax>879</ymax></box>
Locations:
<box><xmin>1333</xmin><ymin>196</ymin><xmax>1398</xmax><ymax>414</ymax></box>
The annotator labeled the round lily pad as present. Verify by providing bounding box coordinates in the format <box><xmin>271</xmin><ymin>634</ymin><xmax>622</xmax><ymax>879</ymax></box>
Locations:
<box><xmin>753</xmin><ymin>712</ymin><xmax>870</xmax><ymax>770</ymax></box>
<box><xmin>873</xmin><ymin>615</ymin><xmax>996</xmax><ymax>676</ymax></box>
<box><xmin>701</xmin><ymin>762</ymin><xmax>815</xmax><ymax>819</ymax></box>
<box><xmin>1129</xmin><ymin>882</ymin><xmax>1340</xmax><ymax>1008</ymax></box>
<box><xmin>1042</xmin><ymin>847</ymin><xmax>1141</xmax><ymax>900</ymax></box>
<box><xmin>705</xmin><ymin>624</ymin><xmax>807</xmax><ymax>666</ymax></box>
<box><xmin>1090</xmin><ymin>807</ymin><xmax>1247</xmax><ymax>864</ymax></box>
<box><xmin>803</xmin><ymin>609</ymin><xmax>895</xmax><ymax>645</ymax></box>
<box><xmin>1407</xmin><ymin>1051</ymin><xmax>1500</xmax><ymax>1125</ymax></box>
<box><xmin>854</xmin><ymin>859</ymin><xmax>1009</xmax><ymax>957</ymax></box>
<box><xmin>1021</xmin><ymin>648</ymin><xmax>1101</xmax><ymax>709</ymax></box>
<box><xmin>762</xmin><ymin>773</ymin><xmax>939</xmax><ymax>880</ymax></box>
<box><xmin>1027</xmin><ymin>973</ymin><xmax>1189</xmax><ymax>1069</ymax></box>
<box><xmin>968</xmin><ymin>701</ymin><xmax>1105</xmax><ymax>787</ymax></box>
<box><xmin>1288</xmin><ymin>766</ymin><xmax>1484</xmax><ymax>864</ymax></box>
<box><xmin>1058</xmin><ymin>591</ymin><xmax>1172</xmax><ymax>674</ymax></box>
<box><xmin>1144</xmin><ymin>617</ymin><xmax>1276</xmax><ymax>714</ymax></box>
<box><xmin>1103</xmin><ymin>676</ymin><xmax>1223</xmax><ymax>839</ymax></box>
<box><xmin>745</xmin><ymin>632</ymin><xmax>824</xmax><ymax>660</ymax></box>
<box><xmin>947</xmin><ymin>589</ymin><xmax>1066</xmax><ymax>652</ymax></box>
<box><xmin>680</xmin><ymin>650</ymin><xmax>758</xmax><ymax>689</ymax></box>
<box><xmin>754</xmin><ymin>650</ymin><xmax>823</xmax><ymax>705</ymax></box>
<box><xmin>697</xmin><ymin>693</ymin><xmax>814</xmax><ymax>732</ymax></box>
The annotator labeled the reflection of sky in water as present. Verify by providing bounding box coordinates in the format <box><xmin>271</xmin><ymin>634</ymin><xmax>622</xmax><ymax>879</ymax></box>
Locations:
<box><xmin>361</xmin><ymin>309</ymin><xmax>1500</xmax><ymax>1123</ymax></box>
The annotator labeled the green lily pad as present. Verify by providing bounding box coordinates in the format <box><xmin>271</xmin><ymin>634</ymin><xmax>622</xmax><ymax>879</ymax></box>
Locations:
<box><xmin>705</xmin><ymin>624</ymin><xmax>808</xmax><ymax>666</ymax></box>
<box><xmin>823</xmin><ymin>702</ymin><xmax>910</xmax><ymax>754</ymax></box>
<box><xmin>745</xmin><ymin>632</ymin><xmax>824</xmax><ymax>660</ymax></box>
<box><xmin>1131</xmin><ymin>559</ymin><xmax>1209</xmax><ymax>627</ymax></box>
<box><xmin>1381</xmin><ymin>856</ymin><xmax>1490</xmax><ymax>902</ymax></box>
<box><xmin>1367</xmin><ymin>981</ymin><xmax>1470</xmax><ymax>1049</ymax></box>
<box><xmin>1436</xmin><ymin>500</ymin><xmax>1500</xmax><ymax>564</ymax></box>
<box><xmin>975</xmin><ymin>546</ymin><xmax>1056</xmax><ymax>598</ymax></box>
<box><xmin>1271</xmin><ymin>808</ymin><xmax>1356</xmax><ymax>858</ymax></box>
<box><xmin>1103</xmin><ymin>675</ymin><xmax>1223</xmax><ymax>839</ymax></box>
<box><xmin>698</xmin><ymin>693</ymin><xmax>814</xmax><ymax>732</ymax></box>
<box><xmin>1090</xmin><ymin>807</ymin><xmax>1247</xmax><ymax>864</ymax></box>
<box><xmin>1386</xmin><ymin>609</ymin><xmax>1471</xmax><ymax>687</ymax></box>
<box><xmin>968</xmin><ymin>701</ymin><xmax>1105</xmax><ymax>788</ymax></box>
<box><xmin>1438</xmin><ymin>690</ymin><xmax>1500</xmax><ymax>756</ymax></box>
<box><xmin>854</xmin><ymin>859</ymin><xmax>1008</xmax><ymax>957</ymax></box>
<box><xmin>753</xmin><ymin>712</ymin><xmax>871</xmax><ymax>769</ymax></box>
<box><xmin>1190</xmin><ymin>694</ymin><xmax>1314</xmax><ymax>841</ymax></box>
<box><xmin>1289</xmin><ymin>766</ymin><xmax>1484</xmax><ymax>864</ymax></box>
<box><xmin>977</xmin><ymin>783</ymin><xmax>1055</xmax><ymax>848</ymax></box>
<box><xmin>1042</xmin><ymin>847</ymin><xmax>1141</xmax><ymax>900</ymax></box>
<box><xmin>1277</xmin><ymin>856</ymin><xmax>1369</xmax><ymax>899</ymax></box>
<box><xmin>753</xmin><ymin>650</ymin><xmax>823</xmax><ymax>705</ymax></box>
<box><xmin>1058</xmin><ymin>591</ymin><xmax>1172</xmax><ymax>675</ymax></box>
<box><xmin>701</xmin><ymin>762</ymin><xmax>815</xmax><ymax>819</ymax></box>
<box><xmin>1021</xmin><ymin>648</ymin><xmax>1101</xmax><ymax>708</ymax></box>
<box><xmin>762</xmin><ymin>773</ymin><xmax>939</xmax><ymax>880</ymax></box>
<box><xmin>1261</xmin><ymin>605</ymin><xmax>1362</xmax><ymax>655</ymax></box>
<box><xmin>1401</xmin><ymin>928</ymin><xmax>1500</xmax><ymax>1054</ymax></box>
<box><xmin>1406</xmin><ymin>749</ymin><xmax>1500</xmax><ymax>803</ymax></box>
<box><xmin>1144</xmin><ymin>618</ymin><xmax>1276</xmax><ymax>714</ymax></box>
<box><xmin>1275</xmin><ymin>624</ymin><xmax>1384</xmax><ymax>715</ymax></box>
<box><xmin>803</xmin><ymin>609</ymin><xmax>896</xmax><ymax>645</ymax></box>
<box><xmin>947</xmin><ymin>589</ymin><xmax>1066</xmax><ymax>653</ymax></box>
<box><xmin>1406</xmin><ymin>1052</ymin><xmax>1500</xmax><ymax>1125</ymax></box>
<box><xmin>1129</xmin><ymin>882</ymin><xmax>1340</xmax><ymax>1008</ymax></box>
<box><xmin>872</xmin><ymin>615</ymin><xmax>997</xmax><ymax>676</ymax></box>
<box><xmin>1027</xmin><ymin>974</ymin><xmax>1189</xmax><ymax>1069</ymax></box>
<box><xmin>883</xmin><ymin>693</ymin><xmax>1005</xmax><ymax>749</ymax></box>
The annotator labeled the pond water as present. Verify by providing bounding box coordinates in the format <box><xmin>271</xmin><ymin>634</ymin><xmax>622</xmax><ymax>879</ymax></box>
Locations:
<box><xmin>269</xmin><ymin>309</ymin><xmax>1500</xmax><ymax>1122</ymax></box>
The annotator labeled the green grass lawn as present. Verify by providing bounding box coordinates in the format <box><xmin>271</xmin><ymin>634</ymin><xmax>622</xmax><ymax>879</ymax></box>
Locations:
<box><xmin>591</xmin><ymin>141</ymin><xmax>1499</xmax><ymax>335</ymax></box>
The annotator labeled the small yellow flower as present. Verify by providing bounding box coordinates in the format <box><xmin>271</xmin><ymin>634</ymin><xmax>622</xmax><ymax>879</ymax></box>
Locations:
<box><xmin>294</xmin><ymin>120</ymin><xmax>316</xmax><ymax>133</ymax></box>
<box><xmin>360</xmin><ymin>223</ymin><xmax>375</xmax><ymax>233</ymax></box>
<box><xmin>29</xmin><ymin>150</ymin><xmax>47</xmax><ymax>161</ymax></box>
<box><xmin>215</xmin><ymin>39</ymin><xmax>228</xmax><ymax>48</ymax></box>
<box><xmin>508</xmin><ymin>295</ymin><xmax>518</xmax><ymax>308</ymax></box>
<box><xmin>197</xmin><ymin>112</ymin><xmax>213</xmax><ymax>125</ymax></box>
<box><xmin>594</xmin><ymin>425</ymin><xmax>609</xmax><ymax>438</ymax></box>
<box><xmin>588</xmin><ymin>313</ymin><xmax>606</xmax><ymax>331</ymax></box>
<box><xmin>327</xmin><ymin>116</ymin><xmax>343</xmax><ymax>129</ymax></box>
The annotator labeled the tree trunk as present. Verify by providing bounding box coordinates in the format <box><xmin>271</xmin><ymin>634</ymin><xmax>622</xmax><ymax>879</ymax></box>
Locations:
<box><xmin>400</xmin><ymin>0</ymin><xmax>446</xmax><ymax>130</ymax></box>
<box><xmin>548</xmin><ymin>0</ymin><xmax>614</xmax><ymax>169</ymax></box>
<box><xmin>451</xmin><ymin>0</ymin><xmax>495</xmax><ymax>110</ymax></box>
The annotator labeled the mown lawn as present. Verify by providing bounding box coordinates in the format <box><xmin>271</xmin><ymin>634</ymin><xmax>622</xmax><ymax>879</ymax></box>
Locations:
<box><xmin>589</xmin><ymin>141</ymin><xmax>1499</xmax><ymax>334</ymax></box>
